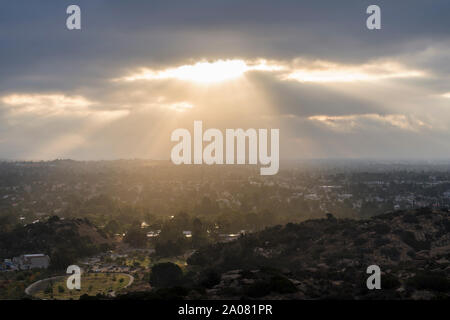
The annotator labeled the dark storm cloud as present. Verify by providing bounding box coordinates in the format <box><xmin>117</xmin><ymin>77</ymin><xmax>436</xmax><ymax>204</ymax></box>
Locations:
<box><xmin>1</xmin><ymin>0</ymin><xmax>450</xmax><ymax>92</ymax></box>
<box><xmin>248</xmin><ymin>73</ymin><xmax>383</xmax><ymax>117</ymax></box>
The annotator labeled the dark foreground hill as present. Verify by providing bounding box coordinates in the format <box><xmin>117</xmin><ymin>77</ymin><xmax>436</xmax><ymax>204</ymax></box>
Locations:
<box><xmin>0</xmin><ymin>217</ymin><xmax>112</xmax><ymax>269</ymax></box>
<box><xmin>185</xmin><ymin>209</ymin><xmax>450</xmax><ymax>299</ymax></box>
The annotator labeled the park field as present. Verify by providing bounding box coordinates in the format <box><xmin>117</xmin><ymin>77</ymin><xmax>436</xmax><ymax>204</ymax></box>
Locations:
<box><xmin>33</xmin><ymin>273</ymin><xmax>131</xmax><ymax>300</ymax></box>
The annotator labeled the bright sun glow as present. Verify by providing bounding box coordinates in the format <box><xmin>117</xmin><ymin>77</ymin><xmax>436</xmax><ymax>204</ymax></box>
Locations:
<box><xmin>117</xmin><ymin>58</ymin><xmax>423</xmax><ymax>85</ymax></box>
<box><xmin>1</xmin><ymin>93</ymin><xmax>129</xmax><ymax>119</ymax></box>
<box><xmin>168</xmin><ymin>102</ymin><xmax>193</xmax><ymax>112</ymax></box>
<box><xmin>308</xmin><ymin>114</ymin><xmax>429</xmax><ymax>131</ymax></box>
<box><xmin>2</xmin><ymin>94</ymin><xmax>92</xmax><ymax>108</ymax></box>
<box><xmin>118</xmin><ymin>59</ymin><xmax>284</xmax><ymax>84</ymax></box>
<box><xmin>284</xmin><ymin>61</ymin><xmax>424</xmax><ymax>83</ymax></box>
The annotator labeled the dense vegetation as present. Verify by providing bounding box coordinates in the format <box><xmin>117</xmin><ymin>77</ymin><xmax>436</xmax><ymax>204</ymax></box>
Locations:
<box><xmin>35</xmin><ymin>209</ymin><xmax>449</xmax><ymax>300</ymax></box>
<box><xmin>0</xmin><ymin>217</ymin><xmax>112</xmax><ymax>269</ymax></box>
<box><xmin>181</xmin><ymin>209</ymin><xmax>450</xmax><ymax>299</ymax></box>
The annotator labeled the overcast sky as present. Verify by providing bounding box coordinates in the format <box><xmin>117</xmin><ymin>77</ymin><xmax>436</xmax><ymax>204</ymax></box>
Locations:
<box><xmin>1</xmin><ymin>0</ymin><xmax>450</xmax><ymax>160</ymax></box>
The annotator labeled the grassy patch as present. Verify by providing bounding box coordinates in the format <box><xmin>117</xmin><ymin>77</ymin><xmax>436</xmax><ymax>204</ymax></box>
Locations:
<box><xmin>33</xmin><ymin>273</ymin><xmax>131</xmax><ymax>300</ymax></box>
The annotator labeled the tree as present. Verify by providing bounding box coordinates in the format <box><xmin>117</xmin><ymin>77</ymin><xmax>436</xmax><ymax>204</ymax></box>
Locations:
<box><xmin>51</xmin><ymin>249</ymin><xmax>76</xmax><ymax>270</ymax></box>
<box><xmin>154</xmin><ymin>240</ymin><xmax>183</xmax><ymax>257</ymax></box>
<box><xmin>124</xmin><ymin>227</ymin><xmax>147</xmax><ymax>248</ymax></box>
<box><xmin>104</xmin><ymin>220</ymin><xmax>120</xmax><ymax>235</ymax></box>
<box><xmin>149</xmin><ymin>262</ymin><xmax>183</xmax><ymax>288</ymax></box>
<box><xmin>200</xmin><ymin>269</ymin><xmax>221</xmax><ymax>288</ymax></box>
<box><xmin>0</xmin><ymin>213</ymin><xmax>15</xmax><ymax>233</ymax></box>
<box><xmin>44</xmin><ymin>282</ymin><xmax>54</xmax><ymax>296</ymax></box>
<box><xmin>48</xmin><ymin>215</ymin><xmax>61</xmax><ymax>223</ymax></box>
<box><xmin>199</xmin><ymin>196</ymin><xmax>215</xmax><ymax>215</ymax></box>
<box><xmin>143</xmin><ymin>211</ymin><xmax>155</xmax><ymax>225</ymax></box>
<box><xmin>326</xmin><ymin>213</ymin><xmax>336</xmax><ymax>221</ymax></box>
<box><xmin>192</xmin><ymin>218</ymin><xmax>208</xmax><ymax>247</ymax></box>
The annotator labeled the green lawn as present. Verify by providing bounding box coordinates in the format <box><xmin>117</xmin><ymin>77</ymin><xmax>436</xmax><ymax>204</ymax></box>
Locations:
<box><xmin>34</xmin><ymin>273</ymin><xmax>131</xmax><ymax>300</ymax></box>
<box><xmin>125</xmin><ymin>255</ymin><xmax>151</xmax><ymax>268</ymax></box>
<box><xmin>150</xmin><ymin>257</ymin><xmax>187</xmax><ymax>269</ymax></box>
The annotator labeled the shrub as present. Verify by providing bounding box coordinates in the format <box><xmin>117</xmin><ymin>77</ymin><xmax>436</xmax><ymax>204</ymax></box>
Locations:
<box><xmin>154</xmin><ymin>286</ymin><xmax>189</xmax><ymax>300</ymax></box>
<box><xmin>269</xmin><ymin>276</ymin><xmax>297</xmax><ymax>294</ymax></box>
<box><xmin>244</xmin><ymin>280</ymin><xmax>272</xmax><ymax>298</ymax></box>
<box><xmin>380</xmin><ymin>247</ymin><xmax>400</xmax><ymax>261</ymax></box>
<box><xmin>374</xmin><ymin>237</ymin><xmax>390</xmax><ymax>247</ymax></box>
<box><xmin>416</xmin><ymin>207</ymin><xmax>432</xmax><ymax>216</ymax></box>
<box><xmin>382</xmin><ymin>274</ymin><xmax>400</xmax><ymax>290</ymax></box>
<box><xmin>200</xmin><ymin>270</ymin><xmax>221</xmax><ymax>289</ymax></box>
<box><xmin>240</xmin><ymin>269</ymin><xmax>256</xmax><ymax>279</ymax></box>
<box><xmin>373</xmin><ymin>223</ymin><xmax>391</xmax><ymax>235</ymax></box>
<box><xmin>243</xmin><ymin>274</ymin><xmax>297</xmax><ymax>298</ymax></box>
<box><xmin>218</xmin><ymin>286</ymin><xmax>240</xmax><ymax>297</ymax></box>
<box><xmin>407</xmin><ymin>273</ymin><xmax>450</xmax><ymax>292</ymax></box>
<box><xmin>354</xmin><ymin>237</ymin><xmax>368</xmax><ymax>246</ymax></box>
<box><xmin>402</xmin><ymin>214</ymin><xmax>419</xmax><ymax>224</ymax></box>
<box><xmin>400</xmin><ymin>231</ymin><xmax>430</xmax><ymax>251</ymax></box>
<box><xmin>44</xmin><ymin>283</ymin><xmax>53</xmax><ymax>295</ymax></box>
<box><xmin>150</xmin><ymin>262</ymin><xmax>183</xmax><ymax>288</ymax></box>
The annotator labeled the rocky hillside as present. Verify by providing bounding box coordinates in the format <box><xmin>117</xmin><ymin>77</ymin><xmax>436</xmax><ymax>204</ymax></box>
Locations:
<box><xmin>0</xmin><ymin>217</ymin><xmax>113</xmax><ymax>269</ymax></box>
<box><xmin>187</xmin><ymin>209</ymin><xmax>450</xmax><ymax>299</ymax></box>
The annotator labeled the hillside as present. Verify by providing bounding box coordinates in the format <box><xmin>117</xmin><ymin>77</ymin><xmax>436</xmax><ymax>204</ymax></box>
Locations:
<box><xmin>0</xmin><ymin>217</ymin><xmax>113</xmax><ymax>269</ymax></box>
<box><xmin>187</xmin><ymin>209</ymin><xmax>450</xmax><ymax>299</ymax></box>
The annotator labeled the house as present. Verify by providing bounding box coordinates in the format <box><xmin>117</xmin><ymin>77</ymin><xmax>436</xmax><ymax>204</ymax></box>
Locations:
<box><xmin>146</xmin><ymin>230</ymin><xmax>161</xmax><ymax>238</ymax></box>
<box><xmin>218</xmin><ymin>233</ymin><xmax>241</xmax><ymax>242</ymax></box>
<box><xmin>12</xmin><ymin>254</ymin><xmax>50</xmax><ymax>270</ymax></box>
<box><xmin>305</xmin><ymin>193</ymin><xmax>320</xmax><ymax>201</ymax></box>
<box><xmin>3</xmin><ymin>259</ymin><xmax>18</xmax><ymax>271</ymax></box>
<box><xmin>182</xmin><ymin>231</ymin><xmax>192</xmax><ymax>238</ymax></box>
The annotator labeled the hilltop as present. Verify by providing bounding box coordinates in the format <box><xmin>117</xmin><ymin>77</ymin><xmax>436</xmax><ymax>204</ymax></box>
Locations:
<box><xmin>186</xmin><ymin>209</ymin><xmax>450</xmax><ymax>299</ymax></box>
<box><xmin>0</xmin><ymin>217</ymin><xmax>113</xmax><ymax>269</ymax></box>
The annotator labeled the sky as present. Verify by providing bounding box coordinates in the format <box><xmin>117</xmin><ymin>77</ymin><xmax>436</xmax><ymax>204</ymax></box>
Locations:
<box><xmin>1</xmin><ymin>0</ymin><xmax>450</xmax><ymax>160</ymax></box>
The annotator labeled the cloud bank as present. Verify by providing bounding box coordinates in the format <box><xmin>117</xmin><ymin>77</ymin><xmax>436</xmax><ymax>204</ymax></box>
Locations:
<box><xmin>1</xmin><ymin>0</ymin><xmax>450</xmax><ymax>160</ymax></box>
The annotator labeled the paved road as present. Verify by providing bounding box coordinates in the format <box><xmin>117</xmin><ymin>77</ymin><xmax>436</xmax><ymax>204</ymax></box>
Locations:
<box><xmin>25</xmin><ymin>272</ymin><xmax>134</xmax><ymax>298</ymax></box>
<box><xmin>25</xmin><ymin>275</ymin><xmax>66</xmax><ymax>296</ymax></box>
